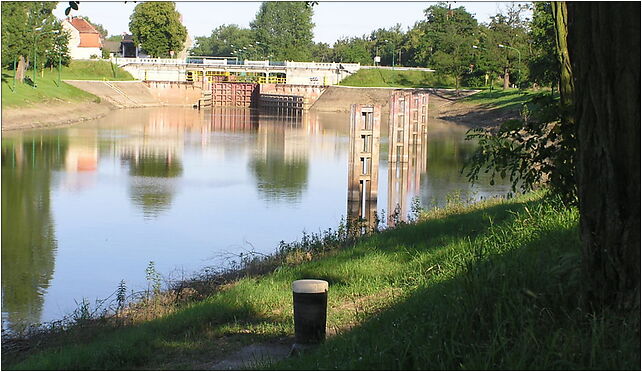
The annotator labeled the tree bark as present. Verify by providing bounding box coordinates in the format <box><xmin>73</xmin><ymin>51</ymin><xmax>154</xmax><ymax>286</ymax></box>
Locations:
<box><xmin>503</xmin><ymin>67</ymin><xmax>510</xmax><ymax>89</ymax></box>
<box><xmin>551</xmin><ymin>2</ymin><xmax>575</xmax><ymax>128</ymax></box>
<box><xmin>566</xmin><ymin>2</ymin><xmax>640</xmax><ymax>310</ymax></box>
<box><xmin>16</xmin><ymin>56</ymin><xmax>26</xmax><ymax>83</ymax></box>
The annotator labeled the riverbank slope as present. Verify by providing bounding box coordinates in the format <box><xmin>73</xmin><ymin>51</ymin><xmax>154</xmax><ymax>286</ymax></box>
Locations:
<box><xmin>4</xmin><ymin>192</ymin><xmax>638</xmax><ymax>370</ymax></box>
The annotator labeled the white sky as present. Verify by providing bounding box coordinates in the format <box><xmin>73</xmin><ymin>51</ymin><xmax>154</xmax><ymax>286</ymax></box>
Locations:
<box><xmin>53</xmin><ymin>1</ymin><xmax>528</xmax><ymax>44</ymax></box>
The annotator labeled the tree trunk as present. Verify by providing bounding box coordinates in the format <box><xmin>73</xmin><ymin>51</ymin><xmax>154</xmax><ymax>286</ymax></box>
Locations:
<box><xmin>503</xmin><ymin>67</ymin><xmax>510</xmax><ymax>89</ymax></box>
<box><xmin>567</xmin><ymin>2</ymin><xmax>640</xmax><ymax>310</ymax></box>
<box><xmin>15</xmin><ymin>56</ymin><xmax>26</xmax><ymax>83</ymax></box>
<box><xmin>552</xmin><ymin>2</ymin><xmax>575</xmax><ymax>127</ymax></box>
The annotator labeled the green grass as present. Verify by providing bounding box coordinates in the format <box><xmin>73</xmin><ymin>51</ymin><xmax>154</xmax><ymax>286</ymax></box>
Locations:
<box><xmin>1</xmin><ymin>60</ymin><xmax>133</xmax><ymax>108</ymax></box>
<box><xmin>56</xmin><ymin>60</ymin><xmax>134</xmax><ymax>81</ymax></box>
<box><xmin>461</xmin><ymin>89</ymin><xmax>554</xmax><ymax>110</ymax></box>
<box><xmin>339</xmin><ymin>68</ymin><xmax>455</xmax><ymax>88</ymax></box>
<box><xmin>4</xmin><ymin>193</ymin><xmax>639</xmax><ymax>370</ymax></box>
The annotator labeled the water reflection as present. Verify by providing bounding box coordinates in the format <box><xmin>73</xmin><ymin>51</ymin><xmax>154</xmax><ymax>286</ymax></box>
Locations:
<box><xmin>347</xmin><ymin>92</ymin><xmax>432</xmax><ymax>229</ymax></box>
<box><xmin>1</xmin><ymin>105</ymin><xmax>510</xmax><ymax>333</ymax></box>
<box><xmin>347</xmin><ymin>105</ymin><xmax>381</xmax><ymax>230</ymax></box>
<box><xmin>250</xmin><ymin>112</ymin><xmax>310</xmax><ymax>203</ymax></box>
<box><xmin>1</xmin><ymin>136</ymin><xmax>65</xmax><ymax>332</ymax></box>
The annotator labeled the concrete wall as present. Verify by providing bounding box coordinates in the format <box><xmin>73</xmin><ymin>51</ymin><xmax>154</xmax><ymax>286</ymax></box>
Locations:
<box><xmin>143</xmin><ymin>81</ymin><xmax>202</xmax><ymax>106</ymax></box>
<box><xmin>260</xmin><ymin>84</ymin><xmax>326</xmax><ymax>109</ymax></box>
<box><xmin>122</xmin><ymin>64</ymin><xmax>188</xmax><ymax>82</ymax></box>
<box><xmin>64</xmin><ymin>80</ymin><xmax>161</xmax><ymax>108</ymax></box>
<box><xmin>285</xmin><ymin>67</ymin><xmax>353</xmax><ymax>85</ymax></box>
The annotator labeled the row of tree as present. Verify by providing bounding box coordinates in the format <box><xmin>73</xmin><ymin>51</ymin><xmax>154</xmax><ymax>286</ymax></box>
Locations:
<box><xmin>191</xmin><ymin>2</ymin><xmax>314</xmax><ymax>61</ymax></box>
<box><xmin>190</xmin><ymin>3</ymin><xmax>557</xmax><ymax>90</ymax></box>
<box><xmin>1</xmin><ymin>2</ymin><xmax>556</xmax><ymax>91</ymax></box>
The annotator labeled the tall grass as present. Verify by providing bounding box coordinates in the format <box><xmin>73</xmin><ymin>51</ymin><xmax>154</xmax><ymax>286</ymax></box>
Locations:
<box><xmin>4</xmin><ymin>192</ymin><xmax>639</xmax><ymax>370</ymax></box>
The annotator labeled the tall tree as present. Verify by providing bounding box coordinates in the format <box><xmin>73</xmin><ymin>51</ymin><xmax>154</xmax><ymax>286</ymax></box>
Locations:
<box><xmin>332</xmin><ymin>36</ymin><xmax>372</xmax><ymax>65</ymax></box>
<box><xmin>421</xmin><ymin>4</ymin><xmax>478</xmax><ymax>91</ymax></box>
<box><xmin>191</xmin><ymin>24</ymin><xmax>254</xmax><ymax>58</ymax></box>
<box><xmin>529</xmin><ymin>2</ymin><xmax>558</xmax><ymax>91</ymax></box>
<box><xmin>310</xmin><ymin>42</ymin><xmax>332</xmax><ymax>62</ymax></box>
<box><xmin>563</xmin><ymin>3</ymin><xmax>640</xmax><ymax>310</ymax></box>
<box><xmin>369</xmin><ymin>24</ymin><xmax>404</xmax><ymax>66</ymax></box>
<box><xmin>250</xmin><ymin>2</ymin><xmax>314</xmax><ymax>61</ymax></box>
<box><xmin>129</xmin><ymin>2</ymin><xmax>187</xmax><ymax>58</ymax></box>
<box><xmin>486</xmin><ymin>4</ymin><xmax>531</xmax><ymax>89</ymax></box>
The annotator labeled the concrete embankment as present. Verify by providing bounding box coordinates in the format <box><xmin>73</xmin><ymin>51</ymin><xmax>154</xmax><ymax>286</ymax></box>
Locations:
<box><xmin>2</xmin><ymin>101</ymin><xmax>114</xmax><ymax>132</ymax></box>
<box><xmin>2</xmin><ymin>81</ymin><xmax>203</xmax><ymax>131</ymax></box>
<box><xmin>311</xmin><ymin>86</ymin><xmax>488</xmax><ymax>128</ymax></box>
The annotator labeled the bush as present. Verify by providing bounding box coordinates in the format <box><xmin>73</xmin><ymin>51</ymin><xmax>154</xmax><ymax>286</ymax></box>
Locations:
<box><xmin>464</xmin><ymin>93</ymin><xmax>577</xmax><ymax>205</ymax></box>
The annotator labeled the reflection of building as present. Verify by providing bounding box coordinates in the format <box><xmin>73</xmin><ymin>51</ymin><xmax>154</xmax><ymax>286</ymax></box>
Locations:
<box><xmin>62</xmin><ymin>129</ymin><xmax>99</xmax><ymax>191</ymax></box>
<box><xmin>65</xmin><ymin>142</ymin><xmax>97</xmax><ymax>172</ymax></box>
<box><xmin>347</xmin><ymin>104</ymin><xmax>381</xmax><ymax>230</ymax></box>
<box><xmin>210</xmin><ymin>107</ymin><xmax>259</xmax><ymax>132</ymax></box>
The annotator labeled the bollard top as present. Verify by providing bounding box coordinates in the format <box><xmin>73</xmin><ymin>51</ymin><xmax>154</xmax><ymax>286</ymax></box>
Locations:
<box><xmin>292</xmin><ymin>279</ymin><xmax>328</xmax><ymax>294</ymax></box>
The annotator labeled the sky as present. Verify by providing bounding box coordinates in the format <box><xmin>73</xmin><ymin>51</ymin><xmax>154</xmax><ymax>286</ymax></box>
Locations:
<box><xmin>53</xmin><ymin>1</ymin><xmax>528</xmax><ymax>45</ymax></box>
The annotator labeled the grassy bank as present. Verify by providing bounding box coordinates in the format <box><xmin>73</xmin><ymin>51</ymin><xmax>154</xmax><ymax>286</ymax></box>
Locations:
<box><xmin>4</xmin><ymin>192</ymin><xmax>638</xmax><ymax>370</ymax></box>
<box><xmin>339</xmin><ymin>68</ymin><xmax>454</xmax><ymax>88</ymax></box>
<box><xmin>460</xmin><ymin>88</ymin><xmax>558</xmax><ymax>112</ymax></box>
<box><xmin>1</xmin><ymin>60</ymin><xmax>133</xmax><ymax>108</ymax></box>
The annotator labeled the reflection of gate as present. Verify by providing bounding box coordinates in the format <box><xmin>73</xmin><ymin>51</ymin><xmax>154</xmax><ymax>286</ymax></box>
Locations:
<box><xmin>211</xmin><ymin>82</ymin><xmax>259</xmax><ymax>107</ymax></box>
<box><xmin>387</xmin><ymin>91</ymin><xmax>429</xmax><ymax>226</ymax></box>
<box><xmin>345</xmin><ymin>91</ymin><xmax>430</xmax><ymax>229</ymax></box>
<box><xmin>347</xmin><ymin>104</ymin><xmax>381</xmax><ymax>230</ymax></box>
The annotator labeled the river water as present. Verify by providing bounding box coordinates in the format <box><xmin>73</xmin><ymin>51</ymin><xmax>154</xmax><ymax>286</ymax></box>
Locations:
<box><xmin>1</xmin><ymin>106</ymin><xmax>510</xmax><ymax>332</ymax></box>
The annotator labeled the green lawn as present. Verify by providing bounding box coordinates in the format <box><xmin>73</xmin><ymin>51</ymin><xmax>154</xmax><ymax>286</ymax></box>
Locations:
<box><xmin>461</xmin><ymin>89</ymin><xmax>555</xmax><ymax>110</ymax></box>
<box><xmin>5</xmin><ymin>192</ymin><xmax>638</xmax><ymax>370</ymax></box>
<box><xmin>1</xmin><ymin>60</ymin><xmax>134</xmax><ymax>108</ymax></box>
<box><xmin>339</xmin><ymin>68</ymin><xmax>455</xmax><ymax>88</ymax></box>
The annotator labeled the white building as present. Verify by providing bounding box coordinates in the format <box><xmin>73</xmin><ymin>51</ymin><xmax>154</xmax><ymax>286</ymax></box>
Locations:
<box><xmin>61</xmin><ymin>17</ymin><xmax>102</xmax><ymax>59</ymax></box>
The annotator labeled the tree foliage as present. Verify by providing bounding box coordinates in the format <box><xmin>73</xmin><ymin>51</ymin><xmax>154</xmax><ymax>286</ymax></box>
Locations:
<box><xmin>250</xmin><ymin>2</ymin><xmax>314</xmax><ymax>61</ymax></box>
<box><xmin>529</xmin><ymin>2</ymin><xmax>559</xmax><ymax>89</ymax></box>
<box><xmin>332</xmin><ymin>36</ymin><xmax>372</xmax><ymax>65</ymax></box>
<box><xmin>420</xmin><ymin>4</ymin><xmax>478</xmax><ymax>90</ymax></box>
<box><xmin>191</xmin><ymin>24</ymin><xmax>254</xmax><ymax>58</ymax></box>
<box><xmin>1</xmin><ymin>2</ymin><xmax>69</xmax><ymax>70</ymax></box>
<box><xmin>465</xmin><ymin>93</ymin><xmax>577</xmax><ymax>204</ymax></box>
<box><xmin>129</xmin><ymin>2</ymin><xmax>187</xmax><ymax>58</ymax></box>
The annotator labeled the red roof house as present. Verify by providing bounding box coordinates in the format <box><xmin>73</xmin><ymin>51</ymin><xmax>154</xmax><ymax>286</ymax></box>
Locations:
<box><xmin>62</xmin><ymin>17</ymin><xmax>103</xmax><ymax>59</ymax></box>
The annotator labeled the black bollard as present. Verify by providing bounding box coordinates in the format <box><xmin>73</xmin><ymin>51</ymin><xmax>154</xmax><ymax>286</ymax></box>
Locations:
<box><xmin>291</xmin><ymin>279</ymin><xmax>328</xmax><ymax>352</ymax></box>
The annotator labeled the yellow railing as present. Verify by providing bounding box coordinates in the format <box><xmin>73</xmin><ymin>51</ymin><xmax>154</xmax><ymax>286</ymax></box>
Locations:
<box><xmin>187</xmin><ymin>71</ymin><xmax>286</xmax><ymax>84</ymax></box>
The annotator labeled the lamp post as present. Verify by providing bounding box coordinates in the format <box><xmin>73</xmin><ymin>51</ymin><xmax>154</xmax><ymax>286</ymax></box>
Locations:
<box><xmin>498</xmin><ymin>44</ymin><xmax>521</xmax><ymax>88</ymax></box>
<box><xmin>33</xmin><ymin>28</ymin><xmax>40</xmax><ymax>88</ymax></box>
<box><xmin>472</xmin><ymin>45</ymin><xmax>492</xmax><ymax>91</ymax></box>
<box><xmin>12</xmin><ymin>56</ymin><xmax>16</xmax><ymax>92</ymax></box>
